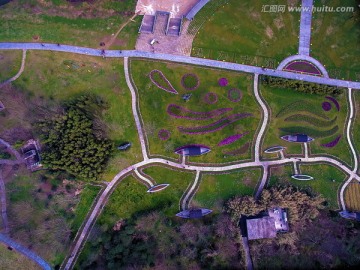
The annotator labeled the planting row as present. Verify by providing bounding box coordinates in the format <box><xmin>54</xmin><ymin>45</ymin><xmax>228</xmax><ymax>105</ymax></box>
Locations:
<box><xmin>167</xmin><ymin>104</ymin><xmax>232</xmax><ymax>120</ymax></box>
<box><xmin>222</xmin><ymin>142</ymin><xmax>250</xmax><ymax>156</ymax></box>
<box><xmin>284</xmin><ymin>114</ymin><xmax>337</xmax><ymax>128</ymax></box>
<box><xmin>149</xmin><ymin>69</ymin><xmax>178</xmax><ymax>94</ymax></box>
<box><xmin>277</xmin><ymin>101</ymin><xmax>329</xmax><ymax>119</ymax></box>
<box><xmin>279</xmin><ymin>125</ymin><xmax>339</xmax><ymax>138</ymax></box>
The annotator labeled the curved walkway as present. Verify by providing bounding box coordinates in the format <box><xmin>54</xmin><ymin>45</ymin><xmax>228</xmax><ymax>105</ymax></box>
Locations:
<box><xmin>339</xmin><ymin>88</ymin><xmax>358</xmax><ymax>210</ymax></box>
<box><xmin>180</xmin><ymin>170</ymin><xmax>201</xmax><ymax>210</ymax></box>
<box><xmin>134</xmin><ymin>168</ymin><xmax>154</xmax><ymax>187</ymax></box>
<box><xmin>0</xmin><ymin>138</ymin><xmax>22</xmax><ymax>161</ymax></box>
<box><xmin>0</xmin><ymin>233</ymin><xmax>52</xmax><ymax>270</ymax></box>
<box><xmin>277</xmin><ymin>54</ymin><xmax>329</xmax><ymax>78</ymax></box>
<box><xmin>0</xmin><ymin>43</ymin><xmax>359</xmax><ymax>89</ymax></box>
<box><xmin>185</xmin><ymin>0</ymin><xmax>211</xmax><ymax>20</ymax></box>
<box><xmin>0</xmin><ymin>171</ymin><xmax>9</xmax><ymax>234</ymax></box>
<box><xmin>0</xmin><ymin>49</ymin><xmax>27</xmax><ymax>87</ymax></box>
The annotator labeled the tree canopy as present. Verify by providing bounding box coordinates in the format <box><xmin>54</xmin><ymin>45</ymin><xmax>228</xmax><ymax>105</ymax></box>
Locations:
<box><xmin>37</xmin><ymin>94</ymin><xmax>113</xmax><ymax>181</ymax></box>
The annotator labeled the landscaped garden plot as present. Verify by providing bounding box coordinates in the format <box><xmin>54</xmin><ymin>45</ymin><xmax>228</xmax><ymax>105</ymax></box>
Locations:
<box><xmin>311</xmin><ymin>0</ymin><xmax>360</xmax><ymax>81</ymax></box>
<box><xmin>130</xmin><ymin>59</ymin><xmax>261</xmax><ymax>164</ymax></box>
<box><xmin>10</xmin><ymin>51</ymin><xmax>142</xmax><ymax>180</ymax></box>
<box><xmin>344</xmin><ymin>180</ymin><xmax>360</xmax><ymax>211</ymax></box>
<box><xmin>0</xmin><ymin>0</ymin><xmax>140</xmax><ymax>49</ymax></box>
<box><xmin>0</xmin><ymin>243</ymin><xmax>39</xmax><ymax>270</ymax></box>
<box><xmin>0</xmin><ymin>50</ymin><xmax>22</xmax><ymax>82</ymax></box>
<box><xmin>192</xmin><ymin>169</ymin><xmax>261</xmax><ymax>211</ymax></box>
<box><xmin>191</xmin><ymin>0</ymin><xmax>299</xmax><ymax>66</ymax></box>
<box><xmin>268</xmin><ymin>164</ymin><xmax>346</xmax><ymax>209</ymax></box>
<box><xmin>260</xmin><ymin>83</ymin><xmax>352</xmax><ymax>165</ymax></box>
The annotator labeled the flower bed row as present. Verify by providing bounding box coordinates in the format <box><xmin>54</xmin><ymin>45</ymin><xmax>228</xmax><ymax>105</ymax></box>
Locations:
<box><xmin>326</xmin><ymin>96</ymin><xmax>340</xmax><ymax>111</ymax></box>
<box><xmin>322</xmin><ymin>102</ymin><xmax>332</xmax><ymax>111</ymax></box>
<box><xmin>203</xmin><ymin>92</ymin><xmax>218</xmax><ymax>104</ymax></box>
<box><xmin>283</xmin><ymin>60</ymin><xmax>322</xmax><ymax>76</ymax></box>
<box><xmin>217</xmin><ymin>132</ymin><xmax>249</xmax><ymax>146</ymax></box>
<box><xmin>222</xmin><ymin>142</ymin><xmax>250</xmax><ymax>156</ymax></box>
<box><xmin>284</xmin><ymin>114</ymin><xmax>337</xmax><ymax>128</ymax></box>
<box><xmin>227</xmin><ymin>88</ymin><xmax>242</xmax><ymax>102</ymax></box>
<box><xmin>279</xmin><ymin>125</ymin><xmax>339</xmax><ymax>138</ymax></box>
<box><xmin>178</xmin><ymin>113</ymin><xmax>252</xmax><ymax>135</ymax></box>
<box><xmin>149</xmin><ymin>69</ymin><xmax>178</xmax><ymax>94</ymax></box>
<box><xmin>158</xmin><ymin>129</ymin><xmax>171</xmax><ymax>140</ymax></box>
<box><xmin>181</xmin><ymin>73</ymin><xmax>200</xmax><ymax>90</ymax></box>
<box><xmin>321</xmin><ymin>135</ymin><xmax>342</xmax><ymax>148</ymax></box>
<box><xmin>167</xmin><ymin>104</ymin><xmax>232</xmax><ymax>120</ymax></box>
<box><xmin>276</xmin><ymin>101</ymin><xmax>328</xmax><ymax>119</ymax></box>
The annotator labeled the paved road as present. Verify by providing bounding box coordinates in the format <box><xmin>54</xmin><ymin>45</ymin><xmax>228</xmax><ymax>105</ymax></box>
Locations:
<box><xmin>0</xmin><ymin>49</ymin><xmax>27</xmax><ymax>87</ymax></box>
<box><xmin>180</xmin><ymin>170</ymin><xmax>200</xmax><ymax>210</ymax></box>
<box><xmin>0</xmin><ymin>233</ymin><xmax>52</xmax><ymax>270</ymax></box>
<box><xmin>0</xmin><ymin>171</ymin><xmax>9</xmax><ymax>234</ymax></box>
<box><xmin>1</xmin><ymin>43</ymin><xmax>359</xmax><ymax>89</ymax></box>
<box><xmin>299</xmin><ymin>0</ymin><xmax>313</xmax><ymax>55</ymax></box>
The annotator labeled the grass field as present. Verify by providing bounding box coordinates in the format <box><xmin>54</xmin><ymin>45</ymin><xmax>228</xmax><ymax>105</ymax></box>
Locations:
<box><xmin>0</xmin><ymin>0</ymin><xmax>140</xmax><ymax>49</ymax></box>
<box><xmin>260</xmin><ymin>82</ymin><xmax>352</xmax><ymax>166</ymax></box>
<box><xmin>130</xmin><ymin>59</ymin><xmax>261</xmax><ymax>164</ymax></box>
<box><xmin>8</xmin><ymin>50</ymin><xmax>142</xmax><ymax>180</ymax></box>
<box><xmin>268</xmin><ymin>164</ymin><xmax>346</xmax><ymax>209</ymax></box>
<box><xmin>191</xmin><ymin>0</ymin><xmax>300</xmax><ymax>67</ymax></box>
<box><xmin>0</xmin><ymin>243</ymin><xmax>39</xmax><ymax>270</ymax></box>
<box><xmin>192</xmin><ymin>169</ymin><xmax>261</xmax><ymax>211</ymax></box>
<box><xmin>311</xmin><ymin>0</ymin><xmax>360</xmax><ymax>81</ymax></box>
<box><xmin>344</xmin><ymin>180</ymin><xmax>360</xmax><ymax>211</ymax></box>
<box><xmin>0</xmin><ymin>50</ymin><xmax>22</xmax><ymax>82</ymax></box>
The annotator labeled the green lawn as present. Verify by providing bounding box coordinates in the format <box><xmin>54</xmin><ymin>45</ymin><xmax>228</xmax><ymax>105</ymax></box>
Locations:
<box><xmin>10</xmin><ymin>50</ymin><xmax>142</xmax><ymax>181</ymax></box>
<box><xmin>0</xmin><ymin>243</ymin><xmax>39</xmax><ymax>270</ymax></box>
<box><xmin>0</xmin><ymin>50</ymin><xmax>22</xmax><ymax>82</ymax></box>
<box><xmin>260</xmin><ymin>82</ymin><xmax>352</xmax><ymax>166</ymax></box>
<box><xmin>268</xmin><ymin>164</ymin><xmax>346</xmax><ymax>209</ymax></box>
<box><xmin>70</xmin><ymin>184</ymin><xmax>102</xmax><ymax>234</ymax></box>
<box><xmin>97</xmin><ymin>167</ymin><xmax>195</xmax><ymax>228</ymax></box>
<box><xmin>0</xmin><ymin>0</ymin><xmax>140</xmax><ymax>49</ymax></box>
<box><xmin>311</xmin><ymin>0</ymin><xmax>360</xmax><ymax>81</ymax></box>
<box><xmin>130</xmin><ymin>59</ymin><xmax>261</xmax><ymax>164</ymax></box>
<box><xmin>193</xmin><ymin>168</ymin><xmax>261</xmax><ymax>211</ymax></box>
<box><xmin>191</xmin><ymin>0</ymin><xmax>300</xmax><ymax>67</ymax></box>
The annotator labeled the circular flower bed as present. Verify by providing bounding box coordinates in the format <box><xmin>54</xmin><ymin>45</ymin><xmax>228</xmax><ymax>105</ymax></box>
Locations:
<box><xmin>218</xmin><ymin>77</ymin><xmax>228</xmax><ymax>87</ymax></box>
<box><xmin>181</xmin><ymin>73</ymin><xmax>200</xmax><ymax>90</ymax></box>
<box><xmin>322</xmin><ymin>102</ymin><xmax>332</xmax><ymax>111</ymax></box>
<box><xmin>227</xmin><ymin>88</ymin><xmax>242</xmax><ymax>102</ymax></box>
<box><xmin>203</xmin><ymin>92</ymin><xmax>218</xmax><ymax>104</ymax></box>
<box><xmin>158</xmin><ymin>129</ymin><xmax>170</xmax><ymax>140</ymax></box>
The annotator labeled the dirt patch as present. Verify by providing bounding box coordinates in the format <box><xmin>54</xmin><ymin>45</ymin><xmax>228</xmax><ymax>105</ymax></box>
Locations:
<box><xmin>274</xmin><ymin>17</ymin><xmax>285</xmax><ymax>30</ymax></box>
<box><xmin>265</xmin><ymin>26</ymin><xmax>274</xmax><ymax>39</ymax></box>
<box><xmin>326</xmin><ymin>25</ymin><xmax>334</xmax><ymax>36</ymax></box>
<box><xmin>250</xmin><ymin>11</ymin><xmax>261</xmax><ymax>20</ymax></box>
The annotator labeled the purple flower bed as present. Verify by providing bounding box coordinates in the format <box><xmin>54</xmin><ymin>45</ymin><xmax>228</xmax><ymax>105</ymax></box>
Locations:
<box><xmin>283</xmin><ymin>61</ymin><xmax>322</xmax><ymax>76</ymax></box>
<box><xmin>178</xmin><ymin>113</ymin><xmax>252</xmax><ymax>135</ymax></box>
<box><xmin>223</xmin><ymin>142</ymin><xmax>250</xmax><ymax>156</ymax></box>
<box><xmin>322</xmin><ymin>102</ymin><xmax>332</xmax><ymax>111</ymax></box>
<box><xmin>203</xmin><ymin>92</ymin><xmax>218</xmax><ymax>104</ymax></box>
<box><xmin>181</xmin><ymin>73</ymin><xmax>200</xmax><ymax>91</ymax></box>
<box><xmin>218</xmin><ymin>77</ymin><xmax>228</xmax><ymax>87</ymax></box>
<box><xmin>149</xmin><ymin>69</ymin><xmax>178</xmax><ymax>94</ymax></box>
<box><xmin>227</xmin><ymin>88</ymin><xmax>242</xmax><ymax>102</ymax></box>
<box><xmin>158</xmin><ymin>129</ymin><xmax>170</xmax><ymax>140</ymax></box>
<box><xmin>326</xmin><ymin>96</ymin><xmax>340</xmax><ymax>111</ymax></box>
<box><xmin>321</xmin><ymin>135</ymin><xmax>341</xmax><ymax>148</ymax></box>
<box><xmin>167</xmin><ymin>104</ymin><xmax>232</xmax><ymax>120</ymax></box>
<box><xmin>217</xmin><ymin>132</ymin><xmax>249</xmax><ymax>146</ymax></box>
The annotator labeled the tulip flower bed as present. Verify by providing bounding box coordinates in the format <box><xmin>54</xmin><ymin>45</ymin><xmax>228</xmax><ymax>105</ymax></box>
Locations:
<box><xmin>283</xmin><ymin>60</ymin><xmax>322</xmax><ymax>76</ymax></box>
<box><xmin>203</xmin><ymin>92</ymin><xmax>218</xmax><ymax>104</ymax></box>
<box><xmin>284</xmin><ymin>115</ymin><xmax>337</xmax><ymax>128</ymax></box>
<box><xmin>167</xmin><ymin>104</ymin><xmax>232</xmax><ymax>120</ymax></box>
<box><xmin>178</xmin><ymin>113</ymin><xmax>252</xmax><ymax>135</ymax></box>
<box><xmin>158</xmin><ymin>129</ymin><xmax>171</xmax><ymax>140</ymax></box>
<box><xmin>218</xmin><ymin>77</ymin><xmax>228</xmax><ymax>87</ymax></box>
<box><xmin>181</xmin><ymin>73</ymin><xmax>200</xmax><ymax>90</ymax></box>
<box><xmin>322</xmin><ymin>102</ymin><xmax>332</xmax><ymax>111</ymax></box>
<box><xmin>276</xmin><ymin>101</ymin><xmax>328</xmax><ymax>119</ymax></box>
<box><xmin>321</xmin><ymin>135</ymin><xmax>342</xmax><ymax>148</ymax></box>
<box><xmin>223</xmin><ymin>142</ymin><xmax>250</xmax><ymax>156</ymax></box>
<box><xmin>279</xmin><ymin>125</ymin><xmax>339</xmax><ymax>138</ymax></box>
<box><xmin>149</xmin><ymin>69</ymin><xmax>178</xmax><ymax>94</ymax></box>
<box><xmin>217</xmin><ymin>132</ymin><xmax>249</xmax><ymax>146</ymax></box>
<box><xmin>227</xmin><ymin>88</ymin><xmax>242</xmax><ymax>102</ymax></box>
<box><xmin>326</xmin><ymin>96</ymin><xmax>340</xmax><ymax>111</ymax></box>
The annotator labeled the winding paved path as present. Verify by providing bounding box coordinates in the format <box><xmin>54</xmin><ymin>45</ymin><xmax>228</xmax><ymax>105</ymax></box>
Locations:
<box><xmin>0</xmin><ymin>171</ymin><xmax>9</xmax><ymax>235</ymax></box>
<box><xmin>0</xmin><ymin>49</ymin><xmax>27</xmax><ymax>88</ymax></box>
<box><xmin>1</xmin><ymin>43</ymin><xmax>359</xmax><ymax>89</ymax></box>
<box><xmin>180</xmin><ymin>170</ymin><xmax>200</xmax><ymax>210</ymax></box>
<box><xmin>0</xmin><ymin>233</ymin><xmax>52</xmax><ymax>270</ymax></box>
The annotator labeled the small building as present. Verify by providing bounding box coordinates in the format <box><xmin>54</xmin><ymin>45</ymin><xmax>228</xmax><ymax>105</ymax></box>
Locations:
<box><xmin>246</xmin><ymin>207</ymin><xmax>289</xmax><ymax>240</ymax></box>
<box><xmin>281</xmin><ymin>134</ymin><xmax>314</xmax><ymax>143</ymax></box>
<box><xmin>21</xmin><ymin>139</ymin><xmax>42</xmax><ymax>171</ymax></box>
<box><xmin>339</xmin><ymin>211</ymin><xmax>360</xmax><ymax>221</ymax></box>
<box><xmin>175</xmin><ymin>144</ymin><xmax>211</xmax><ymax>156</ymax></box>
<box><xmin>176</xmin><ymin>208</ymin><xmax>212</xmax><ymax>219</ymax></box>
